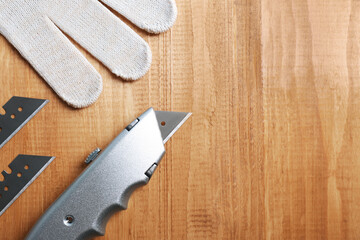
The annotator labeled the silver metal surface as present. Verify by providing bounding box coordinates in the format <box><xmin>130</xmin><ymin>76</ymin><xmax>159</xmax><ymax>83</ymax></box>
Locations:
<box><xmin>26</xmin><ymin>108</ymin><xmax>191</xmax><ymax>240</ymax></box>
<box><xmin>0</xmin><ymin>97</ymin><xmax>48</xmax><ymax>149</ymax></box>
<box><xmin>155</xmin><ymin>111</ymin><xmax>192</xmax><ymax>143</ymax></box>
<box><xmin>0</xmin><ymin>155</ymin><xmax>55</xmax><ymax>216</ymax></box>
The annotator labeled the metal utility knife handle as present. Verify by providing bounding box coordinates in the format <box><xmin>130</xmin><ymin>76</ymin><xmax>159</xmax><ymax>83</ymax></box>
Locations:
<box><xmin>26</xmin><ymin>109</ymin><xmax>165</xmax><ymax>240</ymax></box>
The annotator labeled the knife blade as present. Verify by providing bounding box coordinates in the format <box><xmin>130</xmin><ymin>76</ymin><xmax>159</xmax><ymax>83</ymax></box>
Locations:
<box><xmin>0</xmin><ymin>97</ymin><xmax>48</xmax><ymax>149</ymax></box>
<box><xmin>0</xmin><ymin>155</ymin><xmax>55</xmax><ymax>216</ymax></box>
<box><xmin>26</xmin><ymin>108</ymin><xmax>191</xmax><ymax>240</ymax></box>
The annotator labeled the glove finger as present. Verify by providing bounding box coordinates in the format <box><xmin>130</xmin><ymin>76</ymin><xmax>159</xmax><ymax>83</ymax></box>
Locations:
<box><xmin>0</xmin><ymin>12</ymin><xmax>103</xmax><ymax>108</ymax></box>
<box><xmin>100</xmin><ymin>0</ymin><xmax>177</xmax><ymax>34</ymax></box>
<box><xmin>49</xmin><ymin>0</ymin><xmax>152</xmax><ymax>81</ymax></box>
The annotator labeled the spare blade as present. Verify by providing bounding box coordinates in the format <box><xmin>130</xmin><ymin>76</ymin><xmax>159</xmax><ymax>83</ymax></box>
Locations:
<box><xmin>0</xmin><ymin>155</ymin><xmax>55</xmax><ymax>216</ymax></box>
<box><xmin>0</xmin><ymin>97</ymin><xmax>48</xmax><ymax>149</ymax></box>
<box><xmin>155</xmin><ymin>111</ymin><xmax>192</xmax><ymax>144</ymax></box>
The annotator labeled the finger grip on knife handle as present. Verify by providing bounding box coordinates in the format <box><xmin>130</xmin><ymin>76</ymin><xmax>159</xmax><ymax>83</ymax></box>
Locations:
<box><xmin>25</xmin><ymin>109</ymin><xmax>165</xmax><ymax>240</ymax></box>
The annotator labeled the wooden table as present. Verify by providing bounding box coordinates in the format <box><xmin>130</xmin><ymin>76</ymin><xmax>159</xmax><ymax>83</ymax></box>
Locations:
<box><xmin>0</xmin><ymin>0</ymin><xmax>359</xmax><ymax>239</ymax></box>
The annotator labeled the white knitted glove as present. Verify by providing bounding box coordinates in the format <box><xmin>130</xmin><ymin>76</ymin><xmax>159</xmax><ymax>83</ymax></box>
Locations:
<box><xmin>0</xmin><ymin>0</ymin><xmax>177</xmax><ymax>108</ymax></box>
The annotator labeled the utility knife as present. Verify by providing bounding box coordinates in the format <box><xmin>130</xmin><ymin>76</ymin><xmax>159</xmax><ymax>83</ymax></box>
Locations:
<box><xmin>26</xmin><ymin>108</ymin><xmax>191</xmax><ymax>240</ymax></box>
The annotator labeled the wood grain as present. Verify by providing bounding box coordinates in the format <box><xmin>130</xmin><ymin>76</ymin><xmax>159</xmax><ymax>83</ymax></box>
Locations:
<box><xmin>262</xmin><ymin>0</ymin><xmax>360</xmax><ymax>239</ymax></box>
<box><xmin>0</xmin><ymin>0</ymin><xmax>359</xmax><ymax>239</ymax></box>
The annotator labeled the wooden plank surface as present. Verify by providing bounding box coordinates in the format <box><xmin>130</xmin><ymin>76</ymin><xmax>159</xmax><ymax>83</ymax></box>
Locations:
<box><xmin>262</xmin><ymin>0</ymin><xmax>360</xmax><ymax>239</ymax></box>
<box><xmin>0</xmin><ymin>0</ymin><xmax>359</xmax><ymax>239</ymax></box>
